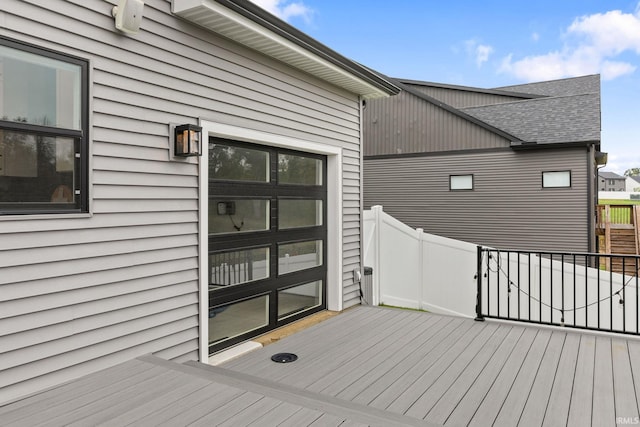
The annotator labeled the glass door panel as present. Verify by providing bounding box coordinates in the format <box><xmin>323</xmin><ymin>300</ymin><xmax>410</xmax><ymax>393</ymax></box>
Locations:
<box><xmin>209</xmin><ymin>143</ymin><xmax>269</xmax><ymax>182</ymax></box>
<box><xmin>208</xmin><ymin>295</ymin><xmax>269</xmax><ymax>346</ymax></box>
<box><xmin>278</xmin><ymin>280</ymin><xmax>322</xmax><ymax>320</ymax></box>
<box><xmin>209</xmin><ymin>199</ymin><xmax>269</xmax><ymax>234</ymax></box>
<box><xmin>208</xmin><ymin>138</ymin><xmax>326</xmax><ymax>354</ymax></box>
<box><xmin>278</xmin><ymin>199</ymin><xmax>322</xmax><ymax>229</ymax></box>
<box><xmin>209</xmin><ymin>247</ymin><xmax>270</xmax><ymax>290</ymax></box>
<box><xmin>278</xmin><ymin>240</ymin><xmax>323</xmax><ymax>275</ymax></box>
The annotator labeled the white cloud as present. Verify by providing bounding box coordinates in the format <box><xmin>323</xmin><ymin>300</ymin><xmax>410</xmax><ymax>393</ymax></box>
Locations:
<box><xmin>531</xmin><ymin>32</ymin><xmax>540</xmax><ymax>42</ymax></box>
<box><xmin>500</xmin><ymin>3</ymin><xmax>640</xmax><ymax>81</ymax></box>
<box><xmin>465</xmin><ymin>39</ymin><xmax>494</xmax><ymax>67</ymax></box>
<box><xmin>248</xmin><ymin>0</ymin><xmax>313</xmax><ymax>23</ymax></box>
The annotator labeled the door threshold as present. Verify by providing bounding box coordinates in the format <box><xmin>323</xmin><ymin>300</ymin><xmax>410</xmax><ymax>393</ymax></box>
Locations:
<box><xmin>253</xmin><ymin>310</ymin><xmax>340</xmax><ymax>346</ymax></box>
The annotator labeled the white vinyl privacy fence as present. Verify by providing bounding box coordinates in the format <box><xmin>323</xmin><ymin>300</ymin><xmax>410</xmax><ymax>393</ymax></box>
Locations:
<box><xmin>363</xmin><ymin>205</ymin><xmax>640</xmax><ymax>334</ymax></box>
<box><xmin>363</xmin><ymin>205</ymin><xmax>478</xmax><ymax>318</ymax></box>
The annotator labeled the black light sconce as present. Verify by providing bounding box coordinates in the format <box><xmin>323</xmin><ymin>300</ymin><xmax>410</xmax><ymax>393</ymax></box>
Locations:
<box><xmin>174</xmin><ymin>124</ymin><xmax>202</xmax><ymax>157</ymax></box>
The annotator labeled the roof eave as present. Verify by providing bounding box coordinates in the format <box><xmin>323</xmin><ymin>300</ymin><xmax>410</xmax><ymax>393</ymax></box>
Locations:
<box><xmin>510</xmin><ymin>140</ymin><xmax>600</xmax><ymax>150</ymax></box>
<box><xmin>397</xmin><ymin>78</ymin><xmax>547</xmax><ymax>99</ymax></box>
<box><xmin>171</xmin><ymin>0</ymin><xmax>400</xmax><ymax>99</ymax></box>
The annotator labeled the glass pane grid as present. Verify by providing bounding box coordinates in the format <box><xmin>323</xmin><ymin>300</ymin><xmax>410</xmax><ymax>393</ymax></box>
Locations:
<box><xmin>209</xmin><ymin>199</ymin><xmax>270</xmax><ymax>235</ymax></box>
<box><xmin>278</xmin><ymin>240</ymin><xmax>323</xmax><ymax>275</ymax></box>
<box><xmin>209</xmin><ymin>295</ymin><xmax>269</xmax><ymax>346</ymax></box>
<box><xmin>278</xmin><ymin>153</ymin><xmax>322</xmax><ymax>185</ymax></box>
<box><xmin>209</xmin><ymin>143</ymin><xmax>269</xmax><ymax>182</ymax></box>
<box><xmin>279</xmin><ymin>199</ymin><xmax>322</xmax><ymax>229</ymax></box>
<box><xmin>278</xmin><ymin>280</ymin><xmax>322</xmax><ymax>320</ymax></box>
<box><xmin>209</xmin><ymin>247</ymin><xmax>269</xmax><ymax>290</ymax></box>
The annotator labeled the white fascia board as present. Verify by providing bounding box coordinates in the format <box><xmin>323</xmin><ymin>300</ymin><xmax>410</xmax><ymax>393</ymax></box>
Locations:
<box><xmin>172</xmin><ymin>0</ymin><xmax>389</xmax><ymax>99</ymax></box>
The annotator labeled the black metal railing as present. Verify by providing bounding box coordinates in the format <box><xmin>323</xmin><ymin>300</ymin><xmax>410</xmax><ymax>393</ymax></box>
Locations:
<box><xmin>476</xmin><ymin>246</ymin><xmax>640</xmax><ymax>335</ymax></box>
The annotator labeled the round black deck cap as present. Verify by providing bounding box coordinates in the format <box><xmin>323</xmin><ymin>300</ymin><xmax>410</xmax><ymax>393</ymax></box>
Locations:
<box><xmin>271</xmin><ymin>352</ymin><xmax>298</xmax><ymax>363</ymax></box>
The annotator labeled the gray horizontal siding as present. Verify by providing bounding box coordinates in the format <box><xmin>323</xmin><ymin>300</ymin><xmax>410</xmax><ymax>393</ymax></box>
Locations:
<box><xmin>0</xmin><ymin>0</ymin><xmax>365</xmax><ymax>403</ymax></box>
<box><xmin>364</xmin><ymin>91</ymin><xmax>511</xmax><ymax>156</ymax></box>
<box><xmin>364</xmin><ymin>147</ymin><xmax>591</xmax><ymax>252</ymax></box>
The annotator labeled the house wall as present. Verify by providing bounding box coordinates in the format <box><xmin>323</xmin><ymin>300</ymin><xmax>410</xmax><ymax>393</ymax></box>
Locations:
<box><xmin>363</xmin><ymin>90</ymin><xmax>511</xmax><ymax>156</ymax></box>
<box><xmin>598</xmin><ymin>177</ymin><xmax>626</xmax><ymax>192</ymax></box>
<box><xmin>406</xmin><ymin>85</ymin><xmax>528</xmax><ymax>108</ymax></box>
<box><xmin>364</xmin><ymin>147</ymin><xmax>591</xmax><ymax>252</ymax></box>
<box><xmin>0</xmin><ymin>0</ymin><xmax>364</xmax><ymax>403</ymax></box>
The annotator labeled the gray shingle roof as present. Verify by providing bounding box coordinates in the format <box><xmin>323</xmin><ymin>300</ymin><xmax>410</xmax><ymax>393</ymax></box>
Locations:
<box><xmin>599</xmin><ymin>171</ymin><xmax>625</xmax><ymax>179</ymax></box>
<box><xmin>495</xmin><ymin>74</ymin><xmax>600</xmax><ymax>97</ymax></box>
<box><xmin>461</xmin><ymin>92</ymin><xmax>601</xmax><ymax>144</ymax></box>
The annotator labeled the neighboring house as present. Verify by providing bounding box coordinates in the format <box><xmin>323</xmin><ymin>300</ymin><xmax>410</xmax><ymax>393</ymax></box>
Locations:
<box><xmin>599</xmin><ymin>171</ymin><xmax>626</xmax><ymax>191</ymax></box>
<box><xmin>626</xmin><ymin>175</ymin><xmax>640</xmax><ymax>192</ymax></box>
<box><xmin>0</xmin><ymin>0</ymin><xmax>398</xmax><ymax>404</ymax></box>
<box><xmin>363</xmin><ymin>75</ymin><xmax>603</xmax><ymax>253</ymax></box>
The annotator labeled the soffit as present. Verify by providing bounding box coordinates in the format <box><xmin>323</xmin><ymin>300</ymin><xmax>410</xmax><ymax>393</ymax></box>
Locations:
<box><xmin>172</xmin><ymin>0</ymin><xmax>398</xmax><ymax>99</ymax></box>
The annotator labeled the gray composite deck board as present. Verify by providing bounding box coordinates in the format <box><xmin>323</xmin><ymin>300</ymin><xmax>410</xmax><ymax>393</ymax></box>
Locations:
<box><xmin>181</xmin><ymin>360</ymin><xmax>435</xmax><ymax>427</ymax></box>
<box><xmin>335</xmin><ymin>315</ymin><xmax>455</xmax><ymax>402</ymax></box>
<box><xmin>397</xmin><ymin>322</ymin><xmax>501</xmax><ymax>417</ymax></box>
<box><xmin>613</xmin><ymin>339</ymin><xmax>640</xmax><ymax>422</ymax></box>
<box><xmin>346</xmin><ymin>316</ymin><xmax>466</xmax><ymax>406</ymax></box>
<box><xmin>426</xmin><ymin>324</ymin><xmax>524</xmax><ymax>425</ymax></box>
<box><xmin>567</xmin><ymin>334</ymin><xmax>596</xmax><ymax>427</ymax></box>
<box><xmin>308</xmin><ymin>310</ymin><xmax>439</xmax><ymax>395</ymax></box>
<box><xmin>273</xmin><ymin>310</ymin><xmax>414</xmax><ymax>388</ymax></box>
<box><xmin>491</xmin><ymin>329</ymin><xmax>553</xmax><ymax>426</ymax></box>
<box><xmin>628</xmin><ymin>341</ymin><xmax>640</xmax><ymax>416</ymax></box>
<box><xmin>465</xmin><ymin>327</ymin><xmax>540</xmax><ymax>427</ymax></box>
<box><xmin>280</xmin><ymin>310</ymin><xmax>415</xmax><ymax>388</ymax></box>
<box><xmin>227</xmin><ymin>305</ymin><xmax>640</xmax><ymax>427</ymax></box>
<box><xmin>517</xmin><ymin>331</ymin><xmax>566</xmax><ymax>427</ymax></box>
<box><xmin>367</xmin><ymin>317</ymin><xmax>477</xmax><ymax>410</ymax></box>
<box><xmin>225</xmin><ymin>306</ymin><xmax>386</xmax><ymax>377</ymax></box>
<box><xmin>4</xmin><ymin>306</ymin><xmax>640</xmax><ymax>426</ymax></box>
<box><xmin>407</xmin><ymin>322</ymin><xmax>511</xmax><ymax>420</ymax></box>
<box><xmin>592</xmin><ymin>336</ymin><xmax>616</xmax><ymax>427</ymax></box>
<box><xmin>541</xmin><ymin>333</ymin><xmax>581</xmax><ymax>427</ymax></box>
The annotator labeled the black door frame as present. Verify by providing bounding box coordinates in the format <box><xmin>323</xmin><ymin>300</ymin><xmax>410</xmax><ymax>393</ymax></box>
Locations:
<box><xmin>208</xmin><ymin>137</ymin><xmax>328</xmax><ymax>353</ymax></box>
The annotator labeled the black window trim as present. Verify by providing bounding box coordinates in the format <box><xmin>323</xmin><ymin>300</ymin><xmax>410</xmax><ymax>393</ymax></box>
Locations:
<box><xmin>542</xmin><ymin>170</ymin><xmax>572</xmax><ymax>189</ymax></box>
<box><xmin>0</xmin><ymin>36</ymin><xmax>89</xmax><ymax>215</ymax></box>
<box><xmin>449</xmin><ymin>174</ymin><xmax>474</xmax><ymax>191</ymax></box>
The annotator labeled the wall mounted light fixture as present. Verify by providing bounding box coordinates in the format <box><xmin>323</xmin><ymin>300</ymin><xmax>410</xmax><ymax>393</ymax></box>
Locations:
<box><xmin>112</xmin><ymin>0</ymin><xmax>144</xmax><ymax>34</ymax></box>
<box><xmin>174</xmin><ymin>123</ymin><xmax>203</xmax><ymax>157</ymax></box>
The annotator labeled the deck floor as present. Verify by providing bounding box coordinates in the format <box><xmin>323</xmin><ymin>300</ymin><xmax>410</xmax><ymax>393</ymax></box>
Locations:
<box><xmin>224</xmin><ymin>306</ymin><xmax>640</xmax><ymax>427</ymax></box>
<box><xmin>2</xmin><ymin>306</ymin><xmax>640</xmax><ymax>426</ymax></box>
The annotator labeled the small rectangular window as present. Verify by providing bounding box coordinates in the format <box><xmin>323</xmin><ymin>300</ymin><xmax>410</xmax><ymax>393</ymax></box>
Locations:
<box><xmin>542</xmin><ymin>171</ymin><xmax>571</xmax><ymax>188</ymax></box>
<box><xmin>450</xmin><ymin>174</ymin><xmax>473</xmax><ymax>191</ymax></box>
<box><xmin>0</xmin><ymin>38</ymin><xmax>88</xmax><ymax>214</ymax></box>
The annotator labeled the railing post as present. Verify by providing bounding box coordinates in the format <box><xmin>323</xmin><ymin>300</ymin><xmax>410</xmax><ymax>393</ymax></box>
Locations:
<box><xmin>475</xmin><ymin>246</ymin><xmax>485</xmax><ymax>321</ymax></box>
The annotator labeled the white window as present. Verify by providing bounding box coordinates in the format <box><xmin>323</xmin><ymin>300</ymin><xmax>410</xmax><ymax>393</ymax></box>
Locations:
<box><xmin>542</xmin><ymin>171</ymin><xmax>571</xmax><ymax>188</ymax></box>
<box><xmin>450</xmin><ymin>174</ymin><xmax>473</xmax><ymax>191</ymax></box>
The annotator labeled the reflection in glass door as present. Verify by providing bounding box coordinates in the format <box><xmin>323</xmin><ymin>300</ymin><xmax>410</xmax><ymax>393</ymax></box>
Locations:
<box><xmin>207</xmin><ymin>138</ymin><xmax>327</xmax><ymax>353</ymax></box>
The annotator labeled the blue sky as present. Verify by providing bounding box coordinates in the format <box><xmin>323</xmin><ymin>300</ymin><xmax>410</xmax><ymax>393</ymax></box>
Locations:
<box><xmin>250</xmin><ymin>0</ymin><xmax>640</xmax><ymax>175</ymax></box>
